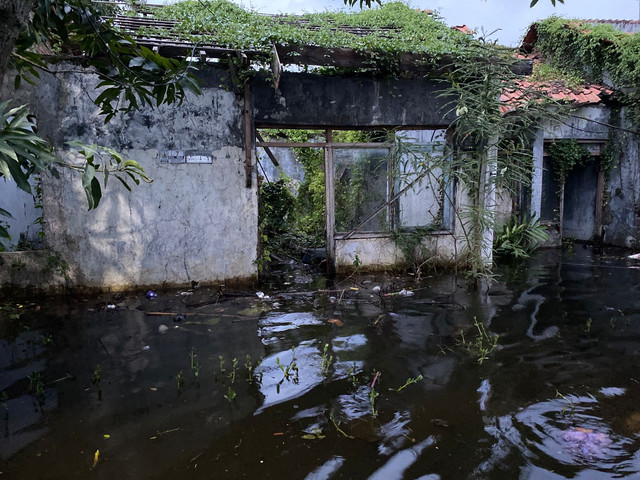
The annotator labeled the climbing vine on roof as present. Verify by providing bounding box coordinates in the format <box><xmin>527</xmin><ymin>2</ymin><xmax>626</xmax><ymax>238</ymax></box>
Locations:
<box><xmin>149</xmin><ymin>1</ymin><xmax>474</xmax><ymax>62</ymax></box>
<box><xmin>534</xmin><ymin>17</ymin><xmax>639</xmax><ymax>86</ymax></box>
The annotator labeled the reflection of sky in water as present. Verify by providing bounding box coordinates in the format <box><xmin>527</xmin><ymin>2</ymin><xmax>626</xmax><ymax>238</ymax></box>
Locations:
<box><xmin>255</xmin><ymin>341</ymin><xmax>323</xmax><ymax>413</ymax></box>
<box><xmin>258</xmin><ymin>312</ymin><xmax>324</xmax><ymax>346</ymax></box>
<box><xmin>377</xmin><ymin>410</ymin><xmax>412</xmax><ymax>456</ymax></box>
<box><xmin>332</xmin><ymin>334</ymin><xmax>367</xmax><ymax>352</ymax></box>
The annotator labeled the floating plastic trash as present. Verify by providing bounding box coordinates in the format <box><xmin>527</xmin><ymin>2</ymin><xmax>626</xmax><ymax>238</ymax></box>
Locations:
<box><xmin>173</xmin><ymin>315</ymin><xmax>185</xmax><ymax>323</ymax></box>
<box><xmin>372</xmin><ymin>286</ymin><xmax>381</xmax><ymax>293</ymax></box>
<box><xmin>106</xmin><ymin>304</ymin><xmax>116</xmax><ymax>310</ymax></box>
<box><xmin>399</xmin><ymin>289</ymin><xmax>415</xmax><ymax>297</ymax></box>
<box><xmin>146</xmin><ymin>290</ymin><xmax>157</xmax><ymax>299</ymax></box>
<box><xmin>142</xmin><ymin>345</ymin><xmax>150</xmax><ymax>351</ymax></box>
<box><xmin>562</xmin><ymin>427</ymin><xmax>611</xmax><ymax>459</ymax></box>
<box><xmin>158</xmin><ymin>325</ymin><xmax>169</xmax><ymax>333</ymax></box>
<box><xmin>180</xmin><ymin>291</ymin><xmax>193</xmax><ymax>296</ymax></box>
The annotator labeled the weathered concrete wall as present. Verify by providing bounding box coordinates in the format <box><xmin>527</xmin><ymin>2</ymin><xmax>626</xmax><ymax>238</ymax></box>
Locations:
<box><xmin>530</xmin><ymin>105</ymin><xmax>640</xmax><ymax>247</ymax></box>
<box><xmin>253</xmin><ymin>72</ymin><xmax>454</xmax><ymax>128</ymax></box>
<box><xmin>1</xmin><ymin>64</ymin><xmax>258</xmax><ymax>290</ymax></box>
<box><xmin>335</xmin><ymin>183</ymin><xmax>469</xmax><ymax>271</ymax></box>
<box><xmin>0</xmin><ymin>178</ymin><xmax>42</xmax><ymax>250</ymax></box>
<box><xmin>604</xmin><ymin>110</ymin><xmax>640</xmax><ymax>248</ymax></box>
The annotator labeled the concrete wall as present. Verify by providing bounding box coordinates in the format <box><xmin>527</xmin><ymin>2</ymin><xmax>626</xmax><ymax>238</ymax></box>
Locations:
<box><xmin>0</xmin><ymin>178</ymin><xmax>42</xmax><ymax>250</ymax></box>
<box><xmin>1</xmin><ymin>64</ymin><xmax>258</xmax><ymax>290</ymax></box>
<box><xmin>1</xmin><ymin>64</ymin><xmax>477</xmax><ymax>291</ymax></box>
<box><xmin>253</xmin><ymin>72</ymin><xmax>455</xmax><ymax>128</ymax></box>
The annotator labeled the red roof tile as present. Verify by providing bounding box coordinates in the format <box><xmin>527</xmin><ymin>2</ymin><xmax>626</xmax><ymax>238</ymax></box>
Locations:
<box><xmin>500</xmin><ymin>80</ymin><xmax>612</xmax><ymax>113</ymax></box>
<box><xmin>451</xmin><ymin>25</ymin><xmax>474</xmax><ymax>34</ymax></box>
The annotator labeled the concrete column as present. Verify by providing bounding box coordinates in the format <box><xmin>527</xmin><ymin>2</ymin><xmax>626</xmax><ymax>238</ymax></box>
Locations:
<box><xmin>530</xmin><ymin>128</ymin><xmax>544</xmax><ymax>218</ymax></box>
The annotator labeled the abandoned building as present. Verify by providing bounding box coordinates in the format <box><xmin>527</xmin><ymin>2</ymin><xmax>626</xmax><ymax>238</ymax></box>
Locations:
<box><xmin>1</xmin><ymin>3</ymin><xmax>639</xmax><ymax>292</ymax></box>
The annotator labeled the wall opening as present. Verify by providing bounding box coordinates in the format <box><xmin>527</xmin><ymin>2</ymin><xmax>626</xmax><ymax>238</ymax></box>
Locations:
<box><xmin>256</xmin><ymin>128</ymin><xmax>453</xmax><ymax>273</ymax></box>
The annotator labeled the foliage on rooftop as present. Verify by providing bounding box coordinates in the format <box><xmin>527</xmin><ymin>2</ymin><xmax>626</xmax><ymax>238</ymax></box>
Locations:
<box><xmin>147</xmin><ymin>1</ymin><xmax>474</xmax><ymax>60</ymax></box>
<box><xmin>534</xmin><ymin>17</ymin><xmax>640</xmax><ymax>88</ymax></box>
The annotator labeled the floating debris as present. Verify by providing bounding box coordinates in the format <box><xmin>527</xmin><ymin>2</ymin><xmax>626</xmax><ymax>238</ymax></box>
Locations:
<box><xmin>106</xmin><ymin>304</ymin><xmax>117</xmax><ymax>310</ymax></box>
<box><xmin>146</xmin><ymin>290</ymin><xmax>158</xmax><ymax>299</ymax></box>
<box><xmin>180</xmin><ymin>291</ymin><xmax>193</xmax><ymax>296</ymax></box>
<box><xmin>328</xmin><ymin>318</ymin><xmax>344</xmax><ymax>327</ymax></box>
<box><xmin>173</xmin><ymin>315</ymin><xmax>185</xmax><ymax>323</ymax></box>
<box><xmin>399</xmin><ymin>289</ymin><xmax>414</xmax><ymax>297</ymax></box>
<box><xmin>142</xmin><ymin>345</ymin><xmax>151</xmax><ymax>351</ymax></box>
<box><xmin>372</xmin><ymin>286</ymin><xmax>381</xmax><ymax>293</ymax></box>
<box><xmin>562</xmin><ymin>427</ymin><xmax>611</xmax><ymax>459</ymax></box>
<box><xmin>158</xmin><ymin>324</ymin><xmax>169</xmax><ymax>333</ymax></box>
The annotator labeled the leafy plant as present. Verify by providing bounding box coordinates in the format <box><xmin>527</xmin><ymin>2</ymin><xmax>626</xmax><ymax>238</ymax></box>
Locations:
<box><xmin>456</xmin><ymin>317</ymin><xmax>499</xmax><ymax>365</ymax></box>
<box><xmin>320</xmin><ymin>343</ymin><xmax>333</xmax><ymax>377</ymax></box>
<box><xmin>494</xmin><ymin>214</ymin><xmax>548</xmax><ymax>258</ymax></box>
<box><xmin>369</xmin><ymin>370</ymin><xmax>381</xmax><ymax>417</ymax></box>
<box><xmin>396</xmin><ymin>374</ymin><xmax>423</xmax><ymax>392</ymax></box>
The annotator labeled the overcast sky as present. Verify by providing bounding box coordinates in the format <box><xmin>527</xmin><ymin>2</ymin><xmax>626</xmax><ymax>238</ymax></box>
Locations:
<box><xmin>233</xmin><ymin>0</ymin><xmax>639</xmax><ymax>46</ymax></box>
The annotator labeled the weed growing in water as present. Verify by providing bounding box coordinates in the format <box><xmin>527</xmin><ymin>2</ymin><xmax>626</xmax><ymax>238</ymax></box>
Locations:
<box><xmin>320</xmin><ymin>343</ymin><xmax>333</xmax><ymax>377</ymax></box>
<box><xmin>329</xmin><ymin>410</ymin><xmax>355</xmax><ymax>439</ymax></box>
<box><xmin>230</xmin><ymin>358</ymin><xmax>238</xmax><ymax>384</ymax></box>
<box><xmin>556</xmin><ymin>390</ymin><xmax>575</xmax><ymax>418</ymax></box>
<box><xmin>347</xmin><ymin>362</ymin><xmax>359</xmax><ymax>388</ymax></box>
<box><xmin>41</xmin><ymin>334</ymin><xmax>53</xmax><ymax>346</ymax></box>
<box><xmin>189</xmin><ymin>348</ymin><xmax>200</xmax><ymax>386</ymax></box>
<box><xmin>456</xmin><ymin>317</ymin><xmax>499</xmax><ymax>365</ymax></box>
<box><xmin>176</xmin><ymin>370</ymin><xmax>184</xmax><ymax>391</ymax></box>
<box><xmin>396</xmin><ymin>374</ymin><xmax>423</xmax><ymax>392</ymax></box>
<box><xmin>370</xmin><ymin>371</ymin><xmax>381</xmax><ymax>417</ymax></box>
<box><xmin>218</xmin><ymin>355</ymin><xmax>226</xmax><ymax>376</ymax></box>
<box><xmin>244</xmin><ymin>354</ymin><xmax>254</xmax><ymax>381</ymax></box>
<box><xmin>91</xmin><ymin>364</ymin><xmax>102</xmax><ymax>400</ymax></box>
<box><xmin>585</xmin><ymin>318</ymin><xmax>592</xmax><ymax>336</ymax></box>
<box><xmin>27</xmin><ymin>372</ymin><xmax>45</xmax><ymax>406</ymax></box>
<box><xmin>224</xmin><ymin>387</ymin><xmax>236</xmax><ymax>404</ymax></box>
<box><xmin>276</xmin><ymin>347</ymin><xmax>299</xmax><ymax>393</ymax></box>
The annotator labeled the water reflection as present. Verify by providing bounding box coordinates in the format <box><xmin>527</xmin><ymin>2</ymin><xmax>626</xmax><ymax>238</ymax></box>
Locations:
<box><xmin>4</xmin><ymin>249</ymin><xmax>640</xmax><ymax>479</ymax></box>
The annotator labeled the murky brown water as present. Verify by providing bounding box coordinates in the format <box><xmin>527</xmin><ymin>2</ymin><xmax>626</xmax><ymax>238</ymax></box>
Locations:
<box><xmin>3</xmin><ymin>247</ymin><xmax>640</xmax><ymax>479</ymax></box>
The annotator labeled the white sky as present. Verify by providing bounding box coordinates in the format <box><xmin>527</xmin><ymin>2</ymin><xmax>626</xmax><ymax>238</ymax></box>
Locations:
<box><xmin>234</xmin><ymin>0</ymin><xmax>639</xmax><ymax>46</ymax></box>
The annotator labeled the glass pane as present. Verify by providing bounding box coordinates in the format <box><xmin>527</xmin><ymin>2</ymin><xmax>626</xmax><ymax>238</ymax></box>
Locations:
<box><xmin>394</xmin><ymin>130</ymin><xmax>452</xmax><ymax>230</ymax></box>
<box><xmin>334</xmin><ymin>148</ymin><xmax>390</xmax><ymax>233</ymax></box>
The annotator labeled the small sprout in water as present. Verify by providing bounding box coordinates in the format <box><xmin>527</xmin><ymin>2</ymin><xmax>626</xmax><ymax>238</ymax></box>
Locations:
<box><xmin>193</xmin><ymin>362</ymin><xmax>201</xmax><ymax>387</ymax></box>
<box><xmin>41</xmin><ymin>334</ymin><xmax>53</xmax><ymax>346</ymax></box>
<box><xmin>320</xmin><ymin>343</ymin><xmax>333</xmax><ymax>377</ymax></box>
<box><xmin>91</xmin><ymin>365</ymin><xmax>101</xmax><ymax>386</ymax></box>
<box><xmin>610</xmin><ymin>317</ymin><xmax>616</xmax><ymax>329</ymax></box>
<box><xmin>347</xmin><ymin>362</ymin><xmax>359</xmax><ymax>388</ymax></box>
<box><xmin>330</xmin><ymin>410</ymin><xmax>355</xmax><ymax>439</ymax></box>
<box><xmin>585</xmin><ymin>318</ymin><xmax>592</xmax><ymax>336</ymax></box>
<box><xmin>244</xmin><ymin>354</ymin><xmax>254</xmax><ymax>381</ymax></box>
<box><xmin>230</xmin><ymin>357</ymin><xmax>238</xmax><ymax>384</ymax></box>
<box><xmin>396</xmin><ymin>374</ymin><xmax>423</xmax><ymax>392</ymax></box>
<box><xmin>27</xmin><ymin>372</ymin><xmax>45</xmax><ymax>406</ymax></box>
<box><xmin>370</xmin><ymin>370</ymin><xmax>381</xmax><ymax>417</ymax></box>
<box><xmin>224</xmin><ymin>387</ymin><xmax>236</xmax><ymax>404</ymax></box>
<box><xmin>556</xmin><ymin>390</ymin><xmax>575</xmax><ymax>418</ymax></box>
<box><xmin>218</xmin><ymin>355</ymin><xmax>226</xmax><ymax>376</ymax></box>
<box><xmin>176</xmin><ymin>370</ymin><xmax>184</xmax><ymax>391</ymax></box>
<box><xmin>189</xmin><ymin>347</ymin><xmax>196</xmax><ymax>370</ymax></box>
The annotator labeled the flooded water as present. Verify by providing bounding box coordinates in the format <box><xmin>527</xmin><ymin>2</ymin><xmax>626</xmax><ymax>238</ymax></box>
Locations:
<box><xmin>3</xmin><ymin>247</ymin><xmax>640</xmax><ymax>479</ymax></box>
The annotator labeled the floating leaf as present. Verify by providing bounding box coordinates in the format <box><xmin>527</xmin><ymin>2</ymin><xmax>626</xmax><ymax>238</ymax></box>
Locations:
<box><xmin>327</xmin><ymin>318</ymin><xmax>344</xmax><ymax>327</ymax></box>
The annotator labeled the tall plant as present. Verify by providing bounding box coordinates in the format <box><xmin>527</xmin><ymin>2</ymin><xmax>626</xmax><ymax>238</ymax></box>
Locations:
<box><xmin>393</xmin><ymin>41</ymin><xmax>566</xmax><ymax>276</ymax></box>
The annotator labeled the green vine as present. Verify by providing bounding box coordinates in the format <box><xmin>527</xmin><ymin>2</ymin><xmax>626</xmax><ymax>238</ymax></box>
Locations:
<box><xmin>547</xmin><ymin>139</ymin><xmax>591</xmax><ymax>183</ymax></box>
<box><xmin>138</xmin><ymin>1</ymin><xmax>474</xmax><ymax>72</ymax></box>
